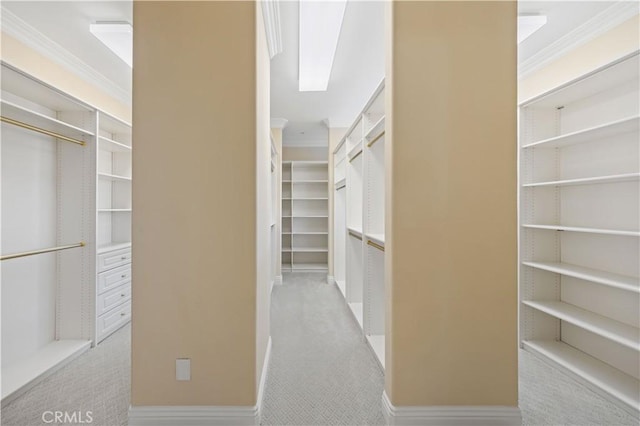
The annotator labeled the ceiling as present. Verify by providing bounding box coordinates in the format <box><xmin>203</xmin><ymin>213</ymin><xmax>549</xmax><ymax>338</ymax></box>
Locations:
<box><xmin>1</xmin><ymin>1</ymin><xmax>629</xmax><ymax>146</ymax></box>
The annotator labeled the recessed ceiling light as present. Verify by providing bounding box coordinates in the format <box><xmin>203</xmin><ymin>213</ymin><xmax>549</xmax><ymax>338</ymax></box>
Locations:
<box><xmin>299</xmin><ymin>0</ymin><xmax>347</xmax><ymax>92</ymax></box>
<box><xmin>518</xmin><ymin>15</ymin><xmax>547</xmax><ymax>44</ymax></box>
<box><xmin>90</xmin><ymin>22</ymin><xmax>133</xmax><ymax>67</ymax></box>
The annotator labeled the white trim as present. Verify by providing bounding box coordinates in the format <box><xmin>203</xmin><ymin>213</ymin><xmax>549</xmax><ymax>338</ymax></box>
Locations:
<box><xmin>274</xmin><ymin>275</ymin><xmax>283</xmax><ymax>286</ymax></box>
<box><xmin>256</xmin><ymin>337</ymin><xmax>272</xmax><ymax>416</ymax></box>
<box><xmin>129</xmin><ymin>339</ymin><xmax>272</xmax><ymax>426</ymax></box>
<box><xmin>382</xmin><ymin>392</ymin><xmax>522</xmax><ymax>426</ymax></box>
<box><xmin>270</xmin><ymin>118</ymin><xmax>288</xmax><ymax>129</ymax></box>
<box><xmin>1</xmin><ymin>6</ymin><xmax>131</xmax><ymax>105</ymax></box>
<box><xmin>261</xmin><ymin>0</ymin><xmax>283</xmax><ymax>59</ymax></box>
<box><xmin>128</xmin><ymin>405</ymin><xmax>259</xmax><ymax>426</ymax></box>
<box><xmin>519</xmin><ymin>2</ymin><xmax>639</xmax><ymax>78</ymax></box>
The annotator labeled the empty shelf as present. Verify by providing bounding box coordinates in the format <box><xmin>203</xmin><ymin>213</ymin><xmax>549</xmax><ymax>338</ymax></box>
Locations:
<box><xmin>522</xmin><ymin>261</ymin><xmax>639</xmax><ymax>293</ymax></box>
<box><xmin>292</xmin><ymin>263</ymin><xmax>328</xmax><ymax>271</ymax></box>
<box><xmin>97</xmin><ymin>242</ymin><xmax>132</xmax><ymax>253</ymax></box>
<box><xmin>522</xmin><ymin>300</ymin><xmax>640</xmax><ymax>350</ymax></box>
<box><xmin>365</xmin><ymin>116</ymin><xmax>385</xmax><ymax>141</ymax></box>
<box><xmin>347</xmin><ymin>227</ymin><xmax>363</xmax><ymax>238</ymax></box>
<box><xmin>98</xmin><ymin>173</ymin><xmax>131</xmax><ymax>182</ymax></box>
<box><xmin>522</xmin><ymin>224</ymin><xmax>640</xmax><ymax>237</ymax></box>
<box><xmin>523</xmin><ymin>340</ymin><xmax>639</xmax><ymax>412</ymax></box>
<box><xmin>523</xmin><ymin>173</ymin><xmax>640</xmax><ymax>187</ymax></box>
<box><xmin>366</xmin><ymin>233</ymin><xmax>385</xmax><ymax>246</ymax></box>
<box><xmin>98</xmin><ymin>136</ymin><xmax>131</xmax><ymax>152</ymax></box>
<box><xmin>523</xmin><ymin>116</ymin><xmax>639</xmax><ymax>149</ymax></box>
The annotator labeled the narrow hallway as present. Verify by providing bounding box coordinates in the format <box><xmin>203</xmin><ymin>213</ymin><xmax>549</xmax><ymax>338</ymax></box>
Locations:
<box><xmin>261</xmin><ymin>273</ymin><xmax>385</xmax><ymax>426</ymax></box>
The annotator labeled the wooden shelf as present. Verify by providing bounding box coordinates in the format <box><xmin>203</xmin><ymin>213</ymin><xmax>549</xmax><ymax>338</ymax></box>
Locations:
<box><xmin>348</xmin><ymin>302</ymin><xmax>363</xmax><ymax>328</ymax></box>
<box><xmin>522</xmin><ymin>300</ymin><xmax>640</xmax><ymax>350</ymax></box>
<box><xmin>522</xmin><ymin>261</ymin><xmax>639</xmax><ymax>293</ymax></box>
<box><xmin>98</xmin><ymin>136</ymin><xmax>131</xmax><ymax>152</ymax></box>
<box><xmin>291</xmin><ymin>263</ymin><xmax>328</xmax><ymax>271</ymax></box>
<box><xmin>1</xmin><ymin>99</ymin><xmax>94</xmax><ymax>141</ymax></box>
<box><xmin>523</xmin><ymin>340</ymin><xmax>639</xmax><ymax>412</ymax></box>
<box><xmin>1</xmin><ymin>340</ymin><xmax>90</xmax><ymax>401</ymax></box>
<box><xmin>523</xmin><ymin>173</ymin><xmax>640</xmax><ymax>187</ymax></box>
<box><xmin>98</xmin><ymin>172</ymin><xmax>131</xmax><ymax>182</ymax></box>
<box><xmin>523</xmin><ymin>116</ymin><xmax>639</xmax><ymax>149</ymax></box>
<box><xmin>522</xmin><ymin>224</ymin><xmax>640</xmax><ymax>237</ymax></box>
<box><xmin>367</xmin><ymin>335</ymin><xmax>385</xmax><ymax>370</ymax></box>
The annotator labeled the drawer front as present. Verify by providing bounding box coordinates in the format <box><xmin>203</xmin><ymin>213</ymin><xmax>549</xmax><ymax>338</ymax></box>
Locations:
<box><xmin>97</xmin><ymin>264</ymin><xmax>131</xmax><ymax>295</ymax></box>
<box><xmin>97</xmin><ymin>301</ymin><xmax>131</xmax><ymax>342</ymax></box>
<box><xmin>97</xmin><ymin>283</ymin><xmax>131</xmax><ymax>316</ymax></box>
<box><xmin>98</xmin><ymin>247</ymin><xmax>131</xmax><ymax>272</ymax></box>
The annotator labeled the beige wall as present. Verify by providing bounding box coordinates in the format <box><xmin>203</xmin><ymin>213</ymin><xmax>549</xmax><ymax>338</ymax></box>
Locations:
<box><xmin>0</xmin><ymin>32</ymin><xmax>131</xmax><ymax>122</ymax></box>
<box><xmin>519</xmin><ymin>14</ymin><xmax>640</xmax><ymax>102</ymax></box>
<box><xmin>282</xmin><ymin>146</ymin><xmax>328</xmax><ymax>161</ymax></box>
<box><xmin>327</xmin><ymin>128</ymin><xmax>347</xmax><ymax>278</ymax></box>
<box><xmin>387</xmin><ymin>1</ymin><xmax>518</xmax><ymax>406</ymax></box>
<box><xmin>131</xmin><ymin>1</ymin><xmax>263</xmax><ymax>406</ymax></box>
<box><xmin>255</xmin><ymin>1</ymin><xmax>271</xmax><ymax>393</ymax></box>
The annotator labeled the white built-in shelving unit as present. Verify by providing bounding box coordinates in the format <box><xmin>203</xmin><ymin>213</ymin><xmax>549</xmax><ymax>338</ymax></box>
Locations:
<box><xmin>334</xmin><ymin>80</ymin><xmax>386</xmax><ymax>370</ymax></box>
<box><xmin>519</xmin><ymin>51</ymin><xmax>639</xmax><ymax>415</ymax></box>
<box><xmin>282</xmin><ymin>161</ymin><xmax>329</xmax><ymax>271</ymax></box>
<box><xmin>1</xmin><ymin>63</ymin><xmax>96</xmax><ymax>402</ymax></box>
<box><xmin>95</xmin><ymin>111</ymin><xmax>132</xmax><ymax>343</ymax></box>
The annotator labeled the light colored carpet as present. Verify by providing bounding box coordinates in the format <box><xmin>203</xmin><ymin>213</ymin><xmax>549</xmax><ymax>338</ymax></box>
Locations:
<box><xmin>2</xmin><ymin>272</ymin><xmax>638</xmax><ymax>426</ymax></box>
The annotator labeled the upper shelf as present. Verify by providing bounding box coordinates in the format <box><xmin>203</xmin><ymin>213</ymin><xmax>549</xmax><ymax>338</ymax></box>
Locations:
<box><xmin>365</xmin><ymin>116</ymin><xmax>385</xmax><ymax>142</ymax></box>
<box><xmin>98</xmin><ymin>173</ymin><xmax>132</xmax><ymax>182</ymax></box>
<box><xmin>1</xmin><ymin>99</ymin><xmax>94</xmax><ymax>142</ymax></box>
<box><xmin>522</xmin><ymin>172</ymin><xmax>640</xmax><ymax>188</ymax></box>
<box><xmin>523</xmin><ymin>116</ymin><xmax>639</xmax><ymax>149</ymax></box>
<box><xmin>522</xmin><ymin>224</ymin><xmax>640</xmax><ymax>237</ymax></box>
<box><xmin>99</xmin><ymin>136</ymin><xmax>131</xmax><ymax>152</ymax></box>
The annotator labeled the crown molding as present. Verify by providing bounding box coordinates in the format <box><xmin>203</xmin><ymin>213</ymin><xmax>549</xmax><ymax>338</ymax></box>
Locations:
<box><xmin>261</xmin><ymin>0</ymin><xmax>283</xmax><ymax>59</ymax></box>
<box><xmin>270</xmin><ymin>118</ymin><xmax>288</xmax><ymax>129</ymax></box>
<box><xmin>1</xmin><ymin>6</ymin><xmax>131</xmax><ymax>105</ymax></box>
<box><xmin>519</xmin><ymin>2</ymin><xmax>639</xmax><ymax>78</ymax></box>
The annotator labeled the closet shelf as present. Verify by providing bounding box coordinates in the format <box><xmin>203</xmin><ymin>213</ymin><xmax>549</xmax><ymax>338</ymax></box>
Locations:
<box><xmin>292</xmin><ymin>215</ymin><xmax>329</xmax><ymax>218</ymax></box>
<box><xmin>98</xmin><ymin>136</ymin><xmax>131</xmax><ymax>152</ymax></box>
<box><xmin>365</xmin><ymin>116</ymin><xmax>385</xmax><ymax>141</ymax></box>
<box><xmin>522</xmin><ymin>300</ymin><xmax>640</xmax><ymax>350</ymax></box>
<box><xmin>292</xmin><ymin>180</ymin><xmax>329</xmax><ymax>183</ymax></box>
<box><xmin>335</xmin><ymin>178</ymin><xmax>346</xmax><ymax>190</ymax></box>
<box><xmin>282</xmin><ymin>232</ymin><xmax>328</xmax><ymax>235</ymax></box>
<box><xmin>98</xmin><ymin>209</ymin><xmax>132</xmax><ymax>212</ymax></box>
<box><xmin>348</xmin><ymin>144</ymin><xmax>363</xmax><ymax>162</ymax></box>
<box><xmin>290</xmin><ymin>248</ymin><xmax>328</xmax><ymax>252</ymax></box>
<box><xmin>522</xmin><ymin>224</ymin><xmax>640</xmax><ymax>237</ymax></box>
<box><xmin>98</xmin><ymin>172</ymin><xmax>131</xmax><ymax>182</ymax></box>
<box><xmin>522</xmin><ymin>261</ymin><xmax>639</xmax><ymax>293</ymax></box>
<box><xmin>1</xmin><ymin>340</ymin><xmax>90</xmax><ymax>401</ymax></box>
<box><xmin>1</xmin><ymin>99</ymin><xmax>94</xmax><ymax>141</ymax></box>
<box><xmin>367</xmin><ymin>334</ymin><xmax>385</xmax><ymax>370</ymax></box>
<box><xmin>522</xmin><ymin>173</ymin><xmax>640</xmax><ymax>187</ymax></box>
<box><xmin>366</xmin><ymin>233</ymin><xmax>385</xmax><ymax>246</ymax></box>
<box><xmin>523</xmin><ymin>116</ymin><xmax>639</xmax><ymax>149</ymax></box>
<box><xmin>284</xmin><ymin>161</ymin><xmax>328</xmax><ymax>165</ymax></box>
<box><xmin>292</xmin><ymin>263</ymin><xmax>327</xmax><ymax>271</ymax></box>
<box><xmin>523</xmin><ymin>340</ymin><xmax>639</xmax><ymax>411</ymax></box>
<box><xmin>97</xmin><ymin>242</ymin><xmax>132</xmax><ymax>254</ymax></box>
<box><xmin>347</xmin><ymin>227</ymin><xmax>363</xmax><ymax>238</ymax></box>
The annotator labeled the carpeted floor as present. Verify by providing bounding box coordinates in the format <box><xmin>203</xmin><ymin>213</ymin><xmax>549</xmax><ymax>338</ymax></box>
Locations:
<box><xmin>1</xmin><ymin>272</ymin><xmax>638</xmax><ymax>426</ymax></box>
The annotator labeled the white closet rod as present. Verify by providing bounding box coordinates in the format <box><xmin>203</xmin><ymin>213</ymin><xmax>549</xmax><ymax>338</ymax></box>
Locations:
<box><xmin>1</xmin><ymin>242</ymin><xmax>85</xmax><ymax>261</ymax></box>
<box><xmin>1</xmin><ymin>116</ymin><xmax>86</xmax><ymax>146</ymax></box>
<box><xmin>367</xmin><ymin>131</ymin><xmax>385</xmax><ymax>147</ymax></box>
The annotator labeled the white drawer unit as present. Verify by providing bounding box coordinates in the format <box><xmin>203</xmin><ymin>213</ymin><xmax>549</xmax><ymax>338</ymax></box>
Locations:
<box><xmin>97</xmin><ymin>264</ymin><xmax>131</xmax><ymax>294</ymax></box>
<box><xmin>97</xmin><ymin>247</ymin><xmax>131</xmax><ymax>273</ymax></box>
<box><xmin>97</xmin><ymin>300</ymin><xmax>131</xmax><ymax>342</ymax></box>
<box><xmin>97</xmin><ymin>283</ymin><xmax>131</xmax><ymax>316</ymax></box>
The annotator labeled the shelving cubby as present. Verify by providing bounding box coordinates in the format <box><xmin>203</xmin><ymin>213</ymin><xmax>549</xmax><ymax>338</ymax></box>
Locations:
<box><xmin>333</xmin><ymin>80</ymin><xmax>386</xmax><ymax>371</ymax></box>
<box><xmin>519</xmin><ymin>51</ymin><xmax>639</xmax><ymax>414</ymax></box>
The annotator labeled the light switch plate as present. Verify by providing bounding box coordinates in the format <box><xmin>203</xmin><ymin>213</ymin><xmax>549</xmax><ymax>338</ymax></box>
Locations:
<box><xmin>176</xmin><ymin>358</ymin><xmax>191</xmax><ymax>381</ymax></box>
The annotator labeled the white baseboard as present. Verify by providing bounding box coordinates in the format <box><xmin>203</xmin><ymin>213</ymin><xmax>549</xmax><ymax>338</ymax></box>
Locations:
<box><xmin>274</xmin><ymin>275</ymin><xmax>283</xmax><ymax>286</ymax></box>
<box><xmin>382</xmin><ymin>392</ymin><xmax>522</xmax><ymax>426</ymax></box>
<box><xmin>327</xmin><ymin>275</ymin><xmax>334</xmax><ymax>285</ymax></box>
<box><xmin>129</xmin><ymin>337</ymin><xmax>273</xmax><ymax>426</ymax></box>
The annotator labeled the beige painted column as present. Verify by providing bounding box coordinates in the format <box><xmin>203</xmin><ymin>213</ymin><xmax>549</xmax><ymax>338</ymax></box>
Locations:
<box><xmin>386</xmin><ymin>0</ymin><xmax>519</xmax><ymax>411</ymax></box>
<box><xmin>131</xmin><ymin>1</ymin><xmax>268</xmax><ymax>409</ymax></box>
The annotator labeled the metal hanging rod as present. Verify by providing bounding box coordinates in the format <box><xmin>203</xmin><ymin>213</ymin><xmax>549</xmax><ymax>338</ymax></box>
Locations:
<box><xmin>367</xmin><ymin>131</ymin><xmax>385</xmax><ymax>148</ymax></box>
<box><xmin>1</xmin><ymin>242</ymin><xmax>85</xmax><ymax>261</ymax></box>
<box><xmin>336</xmin><ymin>184</ymin><xmax>346</xmax><ymax>191</ymax></box>
<box><xmin>1</xmin><ymin>116</ymin><xmax>86</xmax><ymax>146</ymax></box>
<box><xmin>367</xmin><ymin>240</ymin><xmax>385</xmax><ymax>251</ymax></box>
<box><xmin>349</xmin><ymin>149</ymin><xmax>363</xmax><ymax>163</ymax></box>
<box><xmin>348</xmin><ymin>231</ymin><xmax>362</xmax><ymax>240</ymax></box>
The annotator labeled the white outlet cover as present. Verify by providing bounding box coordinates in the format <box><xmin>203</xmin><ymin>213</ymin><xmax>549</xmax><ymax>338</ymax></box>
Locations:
<box><xmin>176</xmin><ymin>358</ymin><xmax>191</xmax><ymax>381</ymax></box>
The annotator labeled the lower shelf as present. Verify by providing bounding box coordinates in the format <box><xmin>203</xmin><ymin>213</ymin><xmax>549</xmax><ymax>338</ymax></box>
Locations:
<box><xmin>1</xmin><ymin>340</ymin><xmax>91</xmax><ymax>402</ymax></box>
<box><xmin>348</xmin><ymin>302</ymin><xmax>363</xmax><ymax>329</ymax></box>
<box><xmin>292</xmin><ymin>263</ymin><xmax>328</xmax><ymax>271</ymax></box>
<box><xmin>367</xmin><ymin>334</ymin><xmax>385</xmax><ymax>371</ymax></box>
<box><xmin>523</xmin><ymin>340</ymin><xmax>639</xmax><ymax>414</ymax></box>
